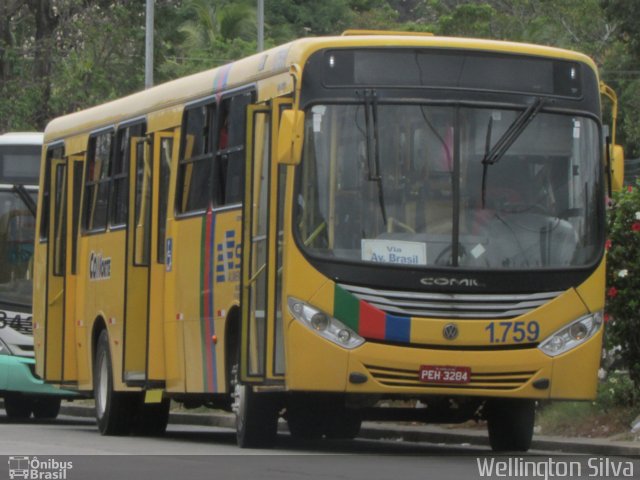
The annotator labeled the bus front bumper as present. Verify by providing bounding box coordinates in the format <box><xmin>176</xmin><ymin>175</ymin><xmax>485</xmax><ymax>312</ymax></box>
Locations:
<box><xmin>285</xmin><ymin>320</ymin><xmax>602</xmax><ymax>400</ymax></box>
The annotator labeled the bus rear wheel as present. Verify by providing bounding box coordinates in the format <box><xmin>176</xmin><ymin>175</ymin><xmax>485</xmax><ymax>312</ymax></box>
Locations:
<box><xmin>132</xmin><ymin>399</ymin><xmax>170</xmax><ymax>436</ymax></box>
<box><xmin>94</xmin><ymin>330</ymin><xmax>135</xmax><ymax>435</ymax></box>
<box><xmin>486</xmin><ymin>398</ymin><xmax>535</xmax><ymax>452</ymax></box>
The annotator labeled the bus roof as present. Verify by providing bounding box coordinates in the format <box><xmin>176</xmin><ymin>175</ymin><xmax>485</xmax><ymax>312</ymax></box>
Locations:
<box><xmin>0</xmin><ymin>132</ymin><xmax>43</xmax><ymax>146</ymax></box>
<box><xmin>43</xmin><ymin>34</ymin><xmax>598</xmax><ymax>144</ymax></box>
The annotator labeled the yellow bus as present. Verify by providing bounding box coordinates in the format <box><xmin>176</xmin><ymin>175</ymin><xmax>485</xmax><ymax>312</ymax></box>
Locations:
<box><xmin>34</xmin><ymin>31</ymin><xmax>623</xmax><ymax>451</ymax></box>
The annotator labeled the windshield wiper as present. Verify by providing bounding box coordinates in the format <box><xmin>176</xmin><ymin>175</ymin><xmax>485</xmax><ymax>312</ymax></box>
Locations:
<box><xmin>481</xmin><ymin>97</ymin><xmax>544</xmax><ymax>208</ymax></box>
<box><xmin>12</xmin><ymin>184</ymin><xmax>37</xmax><ymax>218</ymax></box>
<box><xmin>362</xmin><ymin>89</ymin><xmax>387</xmax><ymax>225</ymax></box>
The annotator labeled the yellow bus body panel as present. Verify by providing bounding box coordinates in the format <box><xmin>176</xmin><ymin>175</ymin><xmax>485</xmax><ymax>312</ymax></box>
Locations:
<box><xmin>35</xmin><ymin>33</ymin><xmax>604</xmax><ymax>401</ymax></box>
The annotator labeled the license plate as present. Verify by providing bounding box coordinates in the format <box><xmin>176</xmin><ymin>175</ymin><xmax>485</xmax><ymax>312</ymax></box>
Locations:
<box><xmin>419</xmin><ymin>365</ymin><xmax>471</xmax><ymax>384</ymax></box>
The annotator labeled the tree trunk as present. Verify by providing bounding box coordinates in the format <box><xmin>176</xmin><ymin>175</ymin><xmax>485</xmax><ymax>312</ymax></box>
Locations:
<box><xmin>28</xmin><ymin>0</ymin><xmax>59</xmax><ymax>129</ymax></box>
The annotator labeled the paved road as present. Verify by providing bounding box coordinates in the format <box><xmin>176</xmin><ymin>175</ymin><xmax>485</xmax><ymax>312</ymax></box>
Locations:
<box><xmin>0</xmin><ymin>413</ymin><xmax>538</xmax><ymax>480</ymax></box>
<box><xmin>0</xmin><ymin>413</ymin><xmax>488</xmax><ymax>455</ymax></box>
<box><xmin>2</xmin><ymin>413</ymin><xmax>637</xmax><ymax>480</ymax></box>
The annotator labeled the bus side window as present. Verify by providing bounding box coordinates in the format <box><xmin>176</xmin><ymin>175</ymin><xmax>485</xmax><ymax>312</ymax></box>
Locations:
<box><xmin>157</xmin><ymin>135</ymin><xmax>173</xmax><ymax>263</ymax></box>
<box><xmin>176</xmin><ymin>103</ymin><xmax>215</xmax><ymax>213</ymax></box>
<box><xmin>111</xmin><ymin>123</ymin><xmax>145</xmax><ymax>227</ymax></box>
<box><xmin>216</xmin><ymin>91</ymin><xmax>254</xmax><ymax>206</ymax></box>
<box><xmin>52</xmin><ymin>163</ymin><xmax>67</xmax><ymax>276</ymax></box>
<box><xmin>83</xmin><ymin>131</ymin><xmax>114</xmax><ymax>232</ymax></box>
<box><xmin>39</xmin><ymin>147</ymin><xmax>59</xmax><ymax>242</ymax></box>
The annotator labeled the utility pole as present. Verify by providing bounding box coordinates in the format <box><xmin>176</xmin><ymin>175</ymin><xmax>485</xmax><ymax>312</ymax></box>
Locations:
<box><xmin>145</xmin><ymin>0</ymin><xmax>155</xmax><ymax>89</ymax></box>
<box><xmin>257</xmin><ymin>0</ymin><xmax>264</xmax><ymax>52</ymax></box>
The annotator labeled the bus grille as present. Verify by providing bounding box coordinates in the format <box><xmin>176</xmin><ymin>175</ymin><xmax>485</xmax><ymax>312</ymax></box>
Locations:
<box><xmin>365</xmin><ymin>364</ymin><xmax>536</xmax><ymax>391</ymax></box>
<box><xmin>338</xmin><ymin>284</ymin><xmax>562</xmax><ymax>320</ymax></box>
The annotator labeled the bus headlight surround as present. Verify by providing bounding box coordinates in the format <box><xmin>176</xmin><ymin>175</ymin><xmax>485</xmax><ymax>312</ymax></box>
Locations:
<box><xmin>538</xmin><ymin>311</ymin><xmax>603</xmax><ymax>357</ymax></box>
<box><xmin>288</xmin><ymin>297</ymin><xmax>364</xmax><ymax>349</ymax></box>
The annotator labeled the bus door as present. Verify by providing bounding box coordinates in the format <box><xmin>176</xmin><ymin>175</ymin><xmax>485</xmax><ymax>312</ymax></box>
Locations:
<box><xmin>123</xmin><ymin>135</ymin><xmax>153</xmax><ymax>385</ymax></box>
<box><xmin>146</xmin><ymin>131</ymin><xmax>175</xmax><ymax>384</ymax></box>
<box><xmin>44</xmin><ymin>154</ymin><xmax>66</xmax><ymax>382</ymax></box>
<box><xmin>62</xmin><ymin>155</ymin><xmax>84</xmax><ymax>382</ymax></box>
<box><xmin>240</xmin><ymin>99</ymin><xmax>290</xmax><ymax>384</ymax></box>
<box><xmin>123</xmin><ymin>130</ymin><xmax>174</xmax><ymax>386</ymax></box>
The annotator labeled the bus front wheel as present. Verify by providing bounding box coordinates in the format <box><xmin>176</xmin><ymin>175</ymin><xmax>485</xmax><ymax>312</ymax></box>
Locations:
<box><xmin>93</xmin><ymin>330</ymin><xmax>135</xmax><ymax>435</ymax></box>
<box><xmin>486</xmin><ymin>398</ymin><xmax>535</xmax><ymax>452</ymax></box>
<box><xmin>231</xmin><ymin>364</ymin><xmax>279</xmax><ymax>448</ymax></box>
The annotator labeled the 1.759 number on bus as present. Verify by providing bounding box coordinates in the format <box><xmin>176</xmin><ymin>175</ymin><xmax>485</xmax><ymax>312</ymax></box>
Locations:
<box><xmin>485</xmin><ymin>320</ymin><xmax>540</xmax><ymax>344</ymax></box>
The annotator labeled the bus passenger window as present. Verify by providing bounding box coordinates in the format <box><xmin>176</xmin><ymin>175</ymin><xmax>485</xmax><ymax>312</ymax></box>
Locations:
<box><xmin>157</xmin><ymin>135</ymin><xmax>173</xmax><ymax>263</ymax></box>
<box><xmin>216</xmin><ymin>91</ymin><xmax>253</xmax><ymax>206</ymax></box>
<box><xmin>83</xmin><ymin>131</ymin><xmax>114</xmax><ymax>232</ymax></box>
<box><xmin>39</xmin><ymin>147</ymin><xmax>59</xmax><ymax>241</ymax></box>
<box><xmin>176</xmin><ymin>104</ymin><xmax>215</xmax><ymax>213</ymax></box>
<box><xmin>134</xmin><ymin>139</ymin><xmax>152</xmax><ymax>266</ymax></box>
<box><xmin>111</xmin><ymin>123</ymin><xmax>145</xmax><ymax>227</ymax></box>
<box><xmin>53</xmin><ymin>163</ymin><xmax>67</xmax><ymax>276</ymax></box>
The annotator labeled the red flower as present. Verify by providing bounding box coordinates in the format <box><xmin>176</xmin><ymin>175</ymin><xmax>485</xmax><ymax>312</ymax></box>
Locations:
<box><xmin>607</xmin><ymin>287</ymin><xmax>618</xmax><ymax>298</ymax></box>
<box><xmin>604</xmin><ymin>313</ymin><xmax>611</xmax><ymax>323</ymax></box>
<box><xmin>628</xmin><ymin>186</ymin><xmax>634</xmax><ymax>193</ymax></box>
<box><xmin>605</xmin><ymin>239</ymin><xmax>612</xmax><ymax>250</ymax></box>
<box><xmin>633</xmin><ymin>222</ymin><xmax>640</xmax><ymax>232</ymax></box>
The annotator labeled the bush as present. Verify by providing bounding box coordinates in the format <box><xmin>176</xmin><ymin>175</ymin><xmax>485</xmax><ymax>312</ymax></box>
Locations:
<box><xmin>597</xmin><ymin>371</ymin><xmax>638</xmax><ymax>409</ymax></box>
<box><xmin>605</xmin><ymin>180</ymin><xmax>640</xmax><ymax>385</ymax></box>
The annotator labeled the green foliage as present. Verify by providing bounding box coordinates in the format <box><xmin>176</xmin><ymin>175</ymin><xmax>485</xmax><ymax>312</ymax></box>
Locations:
<box><xmin>601</xmin><ymin>0</ymin><xmax>640</xmax><ymax>161</ymax></box>
<box><xmin>606</xmin><ymin>180</ymin><xmax>640</xmax><ymax>385</ymax></box>
<box><xmin>0</xmin><ymin>0</ymin><xmax>639</xmax><ymax>168</ymax></box>
<box><xmin>265</xmin><ymin>0</ymin><xmax>355</xmax><ymax>40</ymax></box>
<box><xmin>159</xmin><ymin>0</ymin><xmax>258</xmax><ymax>79</ymax></box>
<box><xmin>598</xmin><ymin>371</ymin><xmax>638</xmax><ymax>409</ymax></box>
<box><xmin>437</xmin><ymin>3</ymin><xmax>497</xmax><ymax>38</ymax></box>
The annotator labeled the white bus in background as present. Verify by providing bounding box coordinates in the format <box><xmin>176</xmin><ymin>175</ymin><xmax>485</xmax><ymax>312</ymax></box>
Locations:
<box><xmin>0</xmin><ymin>132</ymin><xmax>74</xmax><ymax>419</ymax></box>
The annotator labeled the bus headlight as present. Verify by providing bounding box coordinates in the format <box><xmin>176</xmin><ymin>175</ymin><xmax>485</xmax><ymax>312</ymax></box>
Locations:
<box><xmin>288</xmin><ymin>297</ymin><xmax>364</xmax><ymax>349</ymax></box>
<box><xmin>538</xmin><ymin>311</ymin><xmax>603</xmax><ymax>357</ymax></box>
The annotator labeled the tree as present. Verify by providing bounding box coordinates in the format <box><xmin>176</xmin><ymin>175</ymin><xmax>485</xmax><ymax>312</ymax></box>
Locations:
<box><xmin>160</xmin><ymin>0</ymin><xmax>257</xmax><ymax>79</ymax></box>
<box><xmin>606</xmin><ymin>182</ymin><xmax>640</xmax><ymax>385</ymax></box>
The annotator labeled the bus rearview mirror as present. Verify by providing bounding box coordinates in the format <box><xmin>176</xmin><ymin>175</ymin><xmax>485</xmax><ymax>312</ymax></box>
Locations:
<box><xmin>277</xmin><ymin>110</ymin><xmax>304</xmax><ymax>166</ymax></box>
<box><xmin>611</xmin><ymin>144</ymin><xmax>624</xmax><ymax>192</ymax></box>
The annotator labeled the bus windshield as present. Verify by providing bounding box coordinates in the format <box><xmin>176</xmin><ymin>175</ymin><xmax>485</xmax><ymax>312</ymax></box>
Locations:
<box><xmin>0</xmin><ymin>144</ymin><xmax>40</xmax><ymax>310</ymax></box>
<box><xmin>296</xmin><ymin>103</ymin><xmax>602</xmax><ymax>270</ymax></box>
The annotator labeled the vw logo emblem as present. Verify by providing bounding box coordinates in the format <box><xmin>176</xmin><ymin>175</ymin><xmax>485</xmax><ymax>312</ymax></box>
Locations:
<box><xmin>443</xmin><ymin>323</ymin><xmax>459</xmax><ymax>340</ymax></box>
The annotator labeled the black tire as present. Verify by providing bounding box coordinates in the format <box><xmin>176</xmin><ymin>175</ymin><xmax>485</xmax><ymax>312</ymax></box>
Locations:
<box><xmin>31</xmin><ymin>397</ymin><xmax>61</xmax><ymax>419</ymax></box>
<box><xmin>486</xmin><ymin>398</ymin><xmax>536</xmax><ymax>452</ymax></box>
<box><xmin>286</xmin><ymin>395</ymin><xmax>326</xmax><ymax>440</ymax></box>
<box><xmin>4</xmin><ymin>393</ymin><xmax>32</xmax><ymax>419</ymax></box>
<box><xmin>131</xmin><ymin>399</ymin><xmax>170</xmax><ymax>436</ymax></box>
<box><xmin>93</xmin><ymin>330</ymin><xmax>136</xmax><ymax>435</ymax></box>
<box><xmin>232</xmin><ymin>364</ymin><xmax>279</xmax><ymax>448</ymax></box>
<box><xmin>325</xmin><ymin>409</ymin><xmax>362</xmax><ymax>439</ymax></box>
